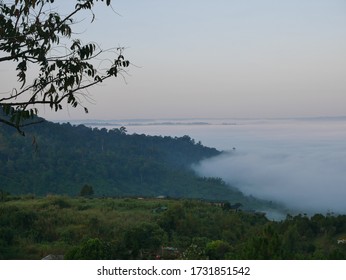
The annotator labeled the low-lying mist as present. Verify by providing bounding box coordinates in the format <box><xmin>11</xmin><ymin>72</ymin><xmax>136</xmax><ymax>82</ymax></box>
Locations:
<box><xmin>192</xmin><ymin>118</ymin><xmax>346</xmax><ymax>214</ymax></box>
<box><xmin>91</xmin><ymin>117</ymin><xmax>346</xmax><ymax>215</ymax></box>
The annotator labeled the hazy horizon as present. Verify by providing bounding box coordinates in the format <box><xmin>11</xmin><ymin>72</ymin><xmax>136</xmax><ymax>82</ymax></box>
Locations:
<box><xmin>50</xmin><ymin>115</ymin><xmax>346</xmax><ymax>124</ymax></box>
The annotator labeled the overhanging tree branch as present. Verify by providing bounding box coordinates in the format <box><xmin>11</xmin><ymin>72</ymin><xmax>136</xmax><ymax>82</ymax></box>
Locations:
<box><xmin>0</xmin><ymin>0</ymin><xmax>130</xmax><ymax>132</ymax></box>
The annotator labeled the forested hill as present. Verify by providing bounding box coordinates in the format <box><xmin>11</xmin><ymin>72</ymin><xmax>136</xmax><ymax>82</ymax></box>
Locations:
<box><xmin>0</xmin><ymin>120</ymin><xmax>272</xmax><ymax>209</ymax></box>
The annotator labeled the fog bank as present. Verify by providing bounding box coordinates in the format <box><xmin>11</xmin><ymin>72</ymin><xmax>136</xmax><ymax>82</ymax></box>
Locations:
<box><xmin>193</xmin><ymin>119</ymin><xmax>346</xmax><ymax>214</ymax></box>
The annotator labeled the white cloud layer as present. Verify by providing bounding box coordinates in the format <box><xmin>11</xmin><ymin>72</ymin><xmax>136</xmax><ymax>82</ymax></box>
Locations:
<box><xmin>193</xmin><ymin>119</ymin><xmax>346</xmax><ymax>214</ymax></box>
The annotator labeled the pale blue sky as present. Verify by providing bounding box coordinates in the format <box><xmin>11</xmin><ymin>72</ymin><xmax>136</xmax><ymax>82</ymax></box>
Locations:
<box><xmin>2</xmin><ymin>0</ymin><xmax>346</xmax><ymax>120</ymax></box>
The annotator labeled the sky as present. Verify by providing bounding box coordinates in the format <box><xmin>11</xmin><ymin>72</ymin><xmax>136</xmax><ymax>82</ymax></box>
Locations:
<box><xmin>1</xmin><ymin>0</ymin><xmax>346</xmax><ymax>120</ymax></box>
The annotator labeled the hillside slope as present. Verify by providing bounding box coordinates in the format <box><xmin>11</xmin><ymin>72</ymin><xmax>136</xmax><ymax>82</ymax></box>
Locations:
<box><xmin>0</xmin><ymin>120</ymin><xmax>274</xmax><ymax>209</ymax></box>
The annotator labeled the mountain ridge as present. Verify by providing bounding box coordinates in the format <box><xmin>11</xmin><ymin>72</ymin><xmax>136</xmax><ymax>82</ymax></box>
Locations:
<box><xmin>0</xmin><ymin>118</ymin><xmax>277</xmax><ymax>210</ymax></box>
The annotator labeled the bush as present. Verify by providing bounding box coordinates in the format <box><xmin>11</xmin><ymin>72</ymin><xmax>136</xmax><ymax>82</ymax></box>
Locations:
<box><xmin>65</xmin><ymin>238</ymin><xmax>124</xmax><ymax>260</ymax></box>
<box><xmin>205</xmin><ymin>240</ymin><xmax>231</xmax><ymax>260</ymax></box>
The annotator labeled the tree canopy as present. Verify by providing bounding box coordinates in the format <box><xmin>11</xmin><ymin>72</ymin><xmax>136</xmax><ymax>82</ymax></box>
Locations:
<box><xmin>1</xmin><ymin>195</ymin><xmax>346</xmax><ymax>259</ymax></box>
<box><xmin>0</xmin><ymin>0</ymin><xmax>129</xmax><ymax>134</ymax></box>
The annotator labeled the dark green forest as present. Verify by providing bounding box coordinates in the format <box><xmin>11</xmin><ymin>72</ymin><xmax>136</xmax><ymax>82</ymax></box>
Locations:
<box><xmin>0</xmin><ymin>119</ymin><xmax>273</xmax><ymax>210</ymax></box>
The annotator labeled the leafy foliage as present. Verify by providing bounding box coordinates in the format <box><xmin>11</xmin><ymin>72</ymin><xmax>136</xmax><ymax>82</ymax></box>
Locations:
<box><xmin>65</xmin><ymin>238</ymin><xmax>117</xmax><ymax>260</ymax></box>
<box><xmin>0</xmin><ymin>0</ymin><xmax>129</xmax><ymax>132</ymax></box>
<box><xmin>1</xmin><ymin>196</ymin><xmax>346</xmax><ymax>260</ymax></box>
